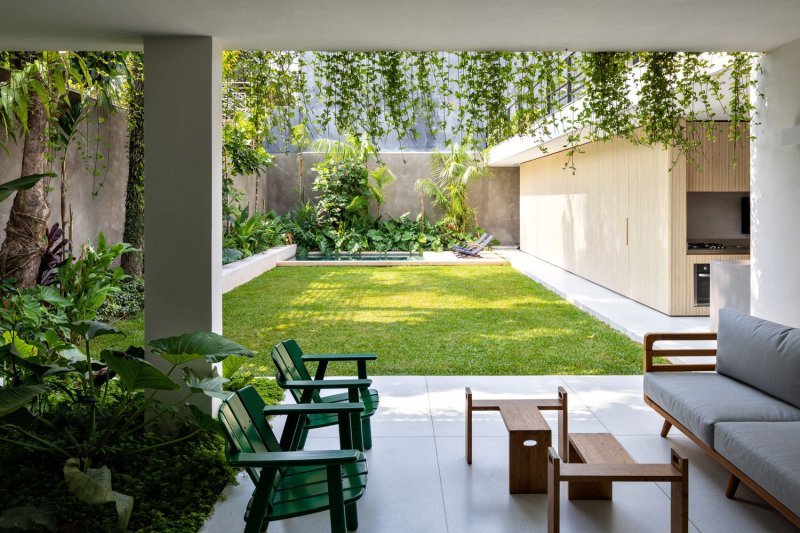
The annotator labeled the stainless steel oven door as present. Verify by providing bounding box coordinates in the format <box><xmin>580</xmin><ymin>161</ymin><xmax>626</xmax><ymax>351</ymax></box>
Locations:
<box><xmin>694</xmin><ymin>263</ymin><xmax>710</xmax><ymax>306</ymax></box>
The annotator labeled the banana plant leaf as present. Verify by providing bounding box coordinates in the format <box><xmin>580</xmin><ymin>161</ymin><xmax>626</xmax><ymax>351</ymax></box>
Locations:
<box><xmin>149</xmin><ymin>331</ymin><xmax>254</xmax><ymax>365</ymax></box>
<box><xmin>100</xmin><ymin>350</ymin><xmax>179</xmax><ymax>391</ymax></box>
<box><xmin>0</xmin><ymin>173</ymin><xmax>56</xmax><ymax>203</ymax></box>
<box><xmin>63</xmin><ymin>458</ymin><xmax>133</xmax><ymax>532</ymax></box>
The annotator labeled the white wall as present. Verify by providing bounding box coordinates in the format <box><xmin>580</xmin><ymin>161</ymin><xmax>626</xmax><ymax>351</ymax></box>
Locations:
<box><xmin>751</xmin><ymin>37</ymin><xmax>800</xmax><ymax>327</ymax></box>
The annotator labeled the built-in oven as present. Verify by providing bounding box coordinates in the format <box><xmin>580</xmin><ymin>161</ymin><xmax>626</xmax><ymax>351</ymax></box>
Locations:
<box><xmin>694</xmin><ymin>263</ymin><xmax>710</xmax><ymax>307</ymax></box>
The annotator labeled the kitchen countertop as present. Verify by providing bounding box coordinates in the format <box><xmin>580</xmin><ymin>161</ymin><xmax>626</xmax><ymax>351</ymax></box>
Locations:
<box><xmin>687</xmin><ymin>249</ymin><xmax>750</xmax><ymax>255</ymax></box>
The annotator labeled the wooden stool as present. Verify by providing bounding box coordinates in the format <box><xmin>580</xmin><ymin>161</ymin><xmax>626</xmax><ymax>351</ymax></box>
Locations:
<box><xmin>465</xmin><ymin>387</ymin><xmax>567</xmax><ymax>494</ymax></box>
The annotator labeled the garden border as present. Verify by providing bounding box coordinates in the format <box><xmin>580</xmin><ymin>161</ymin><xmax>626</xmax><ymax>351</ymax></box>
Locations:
<box><xmin>222</xmin><ymin>244</ymin><xmax>297</xmax><ymax>293</ymax></box>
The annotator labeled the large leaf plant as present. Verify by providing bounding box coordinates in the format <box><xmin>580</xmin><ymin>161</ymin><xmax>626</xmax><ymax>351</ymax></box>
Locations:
<box><xmin>0</xmin><ymin>236</ymin><xmax>253</xmax><ymax>531</ymax></box>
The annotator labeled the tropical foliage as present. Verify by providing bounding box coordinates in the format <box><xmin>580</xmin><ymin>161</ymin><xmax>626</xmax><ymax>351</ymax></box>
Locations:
<box><xmin>223</xmin><ymin>208</ymin><xmax>288</xmax><ymax>264</ymax></box>
<box><xmin>415</xmin><ymin>143</ymin><xmax>489</xmax><ymax>234</ymax></box>
<box><xmin>0</xmin><ymin>51</ymin><xmax>130</xmax><ymax>287</ymax></box>
<box><xmin>0</xmin><ymin>235</ymin><xmax>255</xmax><ymax>530</ymax></box>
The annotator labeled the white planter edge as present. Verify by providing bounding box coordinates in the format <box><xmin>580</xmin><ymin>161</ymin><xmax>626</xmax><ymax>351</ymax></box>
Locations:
<box><xmin>221</xmin><ymin>244</ymin><xmax>297</xmax><ymax>293</ymax></box>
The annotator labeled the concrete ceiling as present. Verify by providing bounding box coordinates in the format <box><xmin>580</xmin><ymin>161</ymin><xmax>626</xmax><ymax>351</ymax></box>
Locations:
<box><xmin>1</xmin><ymin>0</ymin><xmax>800</xmax><ymax>52</ymax></box>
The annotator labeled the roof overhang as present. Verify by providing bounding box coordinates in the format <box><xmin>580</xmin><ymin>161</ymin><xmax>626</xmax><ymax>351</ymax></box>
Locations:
<box><xmin>1</xmin><ymin>0</ymin><xmax>799</xmax><ymax>51</ymax></box>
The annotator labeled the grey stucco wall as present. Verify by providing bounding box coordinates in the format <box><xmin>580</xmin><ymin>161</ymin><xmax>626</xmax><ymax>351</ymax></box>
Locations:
<box><xmin>0</xmin><ymin>108</ymin><xmax>128</xmax><ymax>251</ymax></box>
<box><xmin>265</xmin><ymin>152</ymin><xmax>520</xmax><ymax>245</ymax></box>
<box><xmin>0</xmin><ymin>129</ymin><xmax>520</xmax><ymax>253</ymax></box>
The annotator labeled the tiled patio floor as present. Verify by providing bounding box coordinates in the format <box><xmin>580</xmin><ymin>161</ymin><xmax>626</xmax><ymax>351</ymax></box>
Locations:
<box><xmin>201</xmin><ymin>376</ymin><xmax>795</xmax><ymax>533</ymax></box>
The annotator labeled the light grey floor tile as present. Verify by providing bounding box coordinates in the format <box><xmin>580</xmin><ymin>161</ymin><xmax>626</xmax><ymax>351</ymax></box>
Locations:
<box><xmin>302</xmin><ymin>436</ymin><xmax>448</xmax><ymax>533</ymax></box>
<box><xmin>562</xmin><ymin>375</ymin><xmax>666</xmax><ymax>435</ymax></box>
<box><xmin>437</xmin><ymin>436</ymin><xmax>548</xmax><ymax>533</ymax></box>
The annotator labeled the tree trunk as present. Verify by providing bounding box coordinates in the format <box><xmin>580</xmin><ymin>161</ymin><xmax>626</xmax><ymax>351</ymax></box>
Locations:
<box><xmin>121</xmin><ymin>57</ymin><xmax>145</xmax><ymax>277</ymax></box>
<box><xmin>0</xmin><ymin>88</ymin><xmax>50</xmax><ymax>287</ymax></box>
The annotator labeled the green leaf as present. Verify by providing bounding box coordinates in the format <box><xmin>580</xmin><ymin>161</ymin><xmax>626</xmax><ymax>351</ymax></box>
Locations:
<box><xmin>0</xmin><ymin>384</ymin><xmax>49</xmax><ymax>417</ymax></box>
<box><xmin>100</xmin><ymin>350</ymin><xmax>179</xmax><ymax>391</ymax></box>
<box><xmin>0</xmin><ymin>173</ymin><xmax>56</xmax><ymax>203</ymax></box>
<box><xmin>188</xmin><ymin>404</ymin><xmax>222</xmax><ymax>433</ymax></box>
<box><xmin>2</xmin><ymin>332</ymin><xmax>38</xmax><ymax>358</ymax></box>
<box><xmin>37</xmin><ymin>285</ymin><xmax>72</xmax><ymax>308</ymax></box>
<box><xmin>149</xmin><ymin>331</ymin><xmax>254</xmax><ymax>364</ymax></box>
<box><xmin>0</xmin><ymin>503</ymin><xmax>58</xmax><ymax>531</ymax></box>
<box><xmin>67</xmin><ymin>320</ymin><xmax>123</xmax><ymax>341</ymax></box>
<box><xmin>221</xmin><ymin>354</ymin><xmax>250</xmax><ymax>379</ymax></box>
<box><xmin>183</xmin><ymin>367</ymin><xmax>230</xmax><ymax>399</ymax></box>
<box><xmin>58</xmin><ymin>347</ymin><xmax>87</xmax><ymax>365</ymax></box>
<box><xmin>63</xmin><ymin>458</ymin><xmax>133</xmax><ymax>532</ymax></box>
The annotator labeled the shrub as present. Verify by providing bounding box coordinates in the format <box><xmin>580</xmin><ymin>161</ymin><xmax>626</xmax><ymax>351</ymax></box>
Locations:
<box><xmin>98</xmin><ymin>276</ymin><xmax>144</xmax><ymax>320</ymax></box>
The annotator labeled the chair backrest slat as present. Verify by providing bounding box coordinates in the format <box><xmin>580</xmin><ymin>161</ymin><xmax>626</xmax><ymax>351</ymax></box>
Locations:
<box><xmin>272</xmin><ymin>340</ymin><xmax>322</xmax><ymax>403</ymax></box>
<box><xmin>237</xmin><ymin>386</ymin><xmax>282</xmax><ymax>451</ymax></box>
<box><xmin>219</xmin><ymin>401</ymin><xmax>263</xmax><ymax>483</ymax></box>
<box><xmin>219</xmin><ymin>389</ymin><xmax>287</xmax><ymax>487</ymax></box>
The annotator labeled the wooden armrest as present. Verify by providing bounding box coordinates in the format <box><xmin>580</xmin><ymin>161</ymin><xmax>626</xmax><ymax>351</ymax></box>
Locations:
<box><xmin>643</xmin><ymin>332</ymin><xmax>717</xmax><ymax>373</ymax></box>
<box><xmin>227</xmin><ymin>449</ymin><xmax>359</xmax><ymax>467</ymax></box>
<box><xmin>302</xmin><ymin>353</ymin><xmax>377</xmax><ymax>362</ymax></box>
<box><xmin>278</xmin><ymin>378</ymin><xmax>372</xmax><ymax>390</ymax></box>
<box><xmin>263</xmin><ymin>403</ymin><xmax>364</xmax><ymax>416</ymax></box>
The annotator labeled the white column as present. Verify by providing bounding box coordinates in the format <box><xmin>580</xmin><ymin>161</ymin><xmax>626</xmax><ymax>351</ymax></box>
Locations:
<box><xmin>143</xmin><ymin>37</ymin><xmax>222</xmax><ymax>414</ymax></box>
<box><xmin>144</xmin><ymin>36</ymin><xmax>222</xmax><ymax>339</ymax></box>
<box><xmin>751</xmin><ymin>38</ymin><xmax>800</xmax><ymax>328</ymax></box>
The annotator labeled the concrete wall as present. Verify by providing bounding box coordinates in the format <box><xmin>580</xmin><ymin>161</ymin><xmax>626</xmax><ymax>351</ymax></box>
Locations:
<box><xmin>231</xmin><ymin>172</ymin><xmax>267</xmax><ymax>214</ymax></box>
<box><xmin>751</xmin><ymin>37</ymin><xmax>800</xmax><ymax>328</ymax></box>
<box><xmin>264</xmin><ymin>152</ymin><xmax>520</xmax><ymax>244</ymax></box>
<box><xmin>0</xmin><ymin>107</ymin><xmax>128</xmax><ymax>250</ymax></box>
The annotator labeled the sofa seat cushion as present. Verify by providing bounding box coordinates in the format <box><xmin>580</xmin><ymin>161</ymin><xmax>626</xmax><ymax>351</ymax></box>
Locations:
<box><xmin>643</xmin><ymin>372</ymin><xmax>800</xmax><ymax>447</ymax></box>
<box><xmin>714</xmin><ymin>421</ymin><xmax>800</xmax><ymax>517</ymax></box>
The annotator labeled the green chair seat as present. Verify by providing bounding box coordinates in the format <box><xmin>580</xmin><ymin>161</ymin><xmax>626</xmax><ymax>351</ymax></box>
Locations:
<box><xmin>219</xmin><ymin>386</ymin><xmax>368</xmax><ymax>533</ymax></box>
<box><xmin>272</xmin><ymin>339</ymin><xmax>380</xmax><ymax>449</ymax></box>
<box><xmin>308</xmin><ymin>389</ymin><xmax>380</xmax><ymax>429</ymax></box>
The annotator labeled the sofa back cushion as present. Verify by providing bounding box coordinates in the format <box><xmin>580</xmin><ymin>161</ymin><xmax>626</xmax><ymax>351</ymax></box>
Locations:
<box><xmin>717</xmin><ymin>308</ymin><xmax>800</xmax><ymax>408</ymax></box>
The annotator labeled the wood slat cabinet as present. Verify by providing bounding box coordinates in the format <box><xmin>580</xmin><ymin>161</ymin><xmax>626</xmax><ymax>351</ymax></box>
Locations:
<box><xmin>687</xmin><ymin>123</ymin><xmax>750</xmax><ymax>192</ymax></box>
<box><xmin>519</xmin><ymin>121</ymin><xmax>749</xmax><ymax>316</ymax></box>
<box><xmin>520</xmin><ymin>136</ymin><xmax>669</xmax><ymax>312</ymax></box>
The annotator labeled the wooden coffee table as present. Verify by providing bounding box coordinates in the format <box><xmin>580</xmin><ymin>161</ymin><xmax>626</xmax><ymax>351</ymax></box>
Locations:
<box><xmin>465</xmin><ymin>387</ymin><xmax>567</xmax><ymax>494</ymax></box>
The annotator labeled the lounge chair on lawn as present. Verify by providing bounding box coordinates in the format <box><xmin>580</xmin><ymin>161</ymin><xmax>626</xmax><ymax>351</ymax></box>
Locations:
<box><xmin>452</xmin><ymin>233</ymin><xmax>494</xmax><ymax>257</ymax></box>
<box><xmin>271</xmin><ymin>339</ymin><xmax>380</xmax><ymax>450</ymax></box>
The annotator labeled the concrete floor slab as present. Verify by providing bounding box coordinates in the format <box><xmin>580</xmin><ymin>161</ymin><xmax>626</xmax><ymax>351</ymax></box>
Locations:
<box><xmin>202</xmin><ymin>375</ymin><xmax>795</xmax><ymax>533</ymax></box>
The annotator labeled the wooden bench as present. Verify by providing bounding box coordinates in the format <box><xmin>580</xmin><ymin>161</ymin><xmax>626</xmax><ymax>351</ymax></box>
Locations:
<box><xmin>465</xmin><ymin>386</ymin><xmax>567</xmax><ymax>493</ymax></box>
<box><xmin>548</xmin><ymin>387</ymin><xmax>689</xmax><ymax>532</ymax></box>
<box><xmin>548</xmin><ymin>448</ymin><xmax>689</xmax><ymax>533</ymax></box>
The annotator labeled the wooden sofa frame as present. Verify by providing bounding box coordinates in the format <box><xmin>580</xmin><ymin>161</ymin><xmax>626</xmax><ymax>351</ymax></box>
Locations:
<box><xmin>643</xmin><ymin>332</ymin><xmax>800</xmax><ymax>528</ymax></box>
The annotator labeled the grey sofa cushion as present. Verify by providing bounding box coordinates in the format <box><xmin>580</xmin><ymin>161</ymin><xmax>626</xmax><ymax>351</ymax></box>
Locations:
<box><xmin>717</xmin><ymin>309</ymin><xmax>800</xmax><ymax>408</ymax></box>
<box><xmin>643</xmin><ymin>372</ymin><xmax>800</xmax><ymax>447</ymax></box>
<box><xmin>715</xmin><ymin>421</ymin><xmax>800</xmax><ymax>517</ymax></box>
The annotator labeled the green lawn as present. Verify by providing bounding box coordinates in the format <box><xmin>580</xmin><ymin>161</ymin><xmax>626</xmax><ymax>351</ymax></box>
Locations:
<box><xmin>101</xmin><ymin>265</ymin><xmax>643</xmax><ymax>375</ymax></box>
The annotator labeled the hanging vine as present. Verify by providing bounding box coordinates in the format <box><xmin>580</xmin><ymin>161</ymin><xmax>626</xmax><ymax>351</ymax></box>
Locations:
<box><xmin>223</xmin><ymin>50</ymin><xmax>763</xmax><ymax>168</ymax></box>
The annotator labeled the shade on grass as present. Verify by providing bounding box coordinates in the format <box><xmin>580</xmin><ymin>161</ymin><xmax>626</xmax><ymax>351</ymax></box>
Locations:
<box><xmin>225</xmin><ymin>265</ymin><xmax>642</xmax><ymax>375</ymax></box>
<box><xmin>98</xmin><ymin>265</ymin><xmax>643</xmax><ymax>375</ymax></box>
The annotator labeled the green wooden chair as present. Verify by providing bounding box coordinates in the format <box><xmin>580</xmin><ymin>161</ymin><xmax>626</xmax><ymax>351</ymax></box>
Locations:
<box><xmin>271</xmin><ymin>339</ymin><xmax>380</xmax><ymax>450</ymax></box>
<box><xmin>218</xmin><ymin>385</ymin><xmax>368</xmax><ymax>533</ymax></box>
